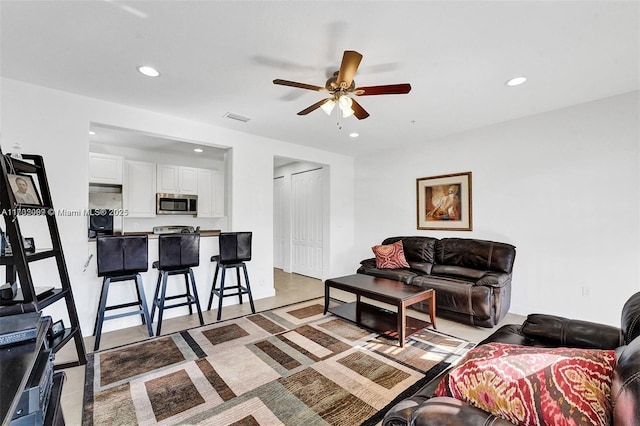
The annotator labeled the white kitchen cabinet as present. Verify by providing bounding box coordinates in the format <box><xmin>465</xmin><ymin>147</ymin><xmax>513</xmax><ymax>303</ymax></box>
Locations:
<box><xmin>89</xmin><ymin>152</ymin><xmax>123</xmax><ymax>185</ymax></box>
<box><xmin>124</xmin><ymin>160</ymin><xmax>157</xmax><ymax>217</ymax></box>
<box><xmin>197</xmin><ymin>169</ymin><xmax>225</xmax><ymax>217</ymax></box>
<box><xmin>212</xmin><ymin>170</ymin><xmax>225</xmax><ymax>217</ymax></box>
<box><xmin>157</xmin><ymin>164</ymin><xmax>198</xmax><ymax>195</ymax></box>
<box><xmin>197</xmin><ymin>169</ymin><xmax>213</xmax><ymax>217</ymax></box>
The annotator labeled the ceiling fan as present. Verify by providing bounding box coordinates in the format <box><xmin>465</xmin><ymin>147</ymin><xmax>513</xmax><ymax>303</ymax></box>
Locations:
<box><xmin>273</xmin><ymin>50</ymin><xmax>411</xmax><ymax>120</ymax></box>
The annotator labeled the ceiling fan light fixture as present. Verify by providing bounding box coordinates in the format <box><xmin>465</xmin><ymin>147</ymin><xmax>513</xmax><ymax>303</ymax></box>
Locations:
<box><xmin>338</xmin><ymin>95</ymin><xmax>353</xmax><ymax>109</ymax></box>
<box><xmin>341</xmin><ymin>106</ymin><xmax>354</xmax><ymax>118</ymax></box>
<box><xmin>338</xmin><ymin>95</ymin><xmax>354</xmax><ymax>118</ymax></box>
<box><xmin>320</xmin><ymin>99</ymin><xmax>336</xmax><ymax>116</ymax></box>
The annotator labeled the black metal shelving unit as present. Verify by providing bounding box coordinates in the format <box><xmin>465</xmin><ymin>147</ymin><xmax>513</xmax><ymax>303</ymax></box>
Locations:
<box><xmin>0</xmin><ymin>149</ymin><xmax>87</xmax><ymax>370</ymax></box>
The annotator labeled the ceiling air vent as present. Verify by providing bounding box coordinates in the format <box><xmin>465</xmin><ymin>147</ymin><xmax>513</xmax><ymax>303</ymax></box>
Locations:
<box><xmin>223</xmin><ymin>112</ymin><xmax>251</xmax><ymax>123</ymax></box>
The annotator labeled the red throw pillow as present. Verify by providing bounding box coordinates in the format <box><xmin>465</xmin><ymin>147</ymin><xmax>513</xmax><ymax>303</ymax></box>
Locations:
<box><xmin>435</xmin><ymin>342</ymin><xmax>616</xmax><ymax>426</ymax></box>
<box><xmin>372</xmin><ymin>240</ymin><xmax>410</xmax><ymax>269</ymax></box>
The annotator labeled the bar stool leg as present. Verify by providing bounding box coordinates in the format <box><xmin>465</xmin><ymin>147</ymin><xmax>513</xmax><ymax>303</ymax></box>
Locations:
<box><xmin>236</xmin><ymin>267</ymin><xmax>244</xmax><ymax>305</ymax></box>
<box><xmin>184</xmin><ymin>272</ymin><xmax>193</xmax><ymax>315</ymax></box>
<box><xmin>150</xmin><ymin>272</ymin><xmax>162</xmax><ymax>323</ymax></box>
<box><xmin>135</xmin><ymin>274</ymin><xmax>154</xmax><ymax>338</ymax></box>
<box><xmin>156</xmin><ymin>272</ymin><xmax>169</xmax><ymax>336</ymax></box>
<box><xmin>207</xmin><ymin>263</ymin><xmax>220</xmax><ymax>310</ymax></box>
<box><xmin>93</xmin><ymin>278</ymin><xmax>107</xmax><ymax>337</ymax></box>
<box><xmin>188</xmin><ymin>268</ymin><xmax>204</xmax><ymax>326</ymax></box>
<box><xmin>133</xmin><ymin>274</ymin><xmax>147</xmax><ymax>325</ymax></box>
<box><xmin>94</xmin><ymin>277</ymin><xmax>112</xmax><ymax>351</ymax></box>
<box><xmin>217</xmin><ymin>266</ymin><xmax>227</xmax><ymax>321</ymax></box>
<box><xmin>241</xmin><ymin>264</ymin><xmax>256</xmax><ymax>314</ymax></box>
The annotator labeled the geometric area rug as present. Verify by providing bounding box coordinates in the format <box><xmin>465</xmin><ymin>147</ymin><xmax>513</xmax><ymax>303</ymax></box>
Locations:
<box><xmin>82</xmin><ymin>298</ymin><xmax>473</xmax><ymax>426</ymax></box>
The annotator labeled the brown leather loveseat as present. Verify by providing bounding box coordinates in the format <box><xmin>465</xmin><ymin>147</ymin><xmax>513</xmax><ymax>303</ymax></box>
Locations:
<box><xmin>358</xmin><ymin>236</ymin><xmax>516</xmax><ymax>327</ymax></box>
<box><xmin>382</xmin><ymin>291</ymin><xmax>640</xmax><ymax>425</ymax></box>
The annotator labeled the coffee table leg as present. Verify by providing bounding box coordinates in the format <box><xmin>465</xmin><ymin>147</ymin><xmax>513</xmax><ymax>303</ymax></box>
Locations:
<box><xmin>324</xmin><ymin>283</ymin><xmax>330</xmax><ymax>314</ymax></box>
<box><xmin>430</xmin><ymin>292</ymin><xmax>437</xmax><ymax>329</ymax></box>
<box><xmin>356</xmin><ymin>294</ymin><xmax>361</xmax><ymax>323</ymax></box>
<box><xmin>398</xmin><ymin>302</ymin><xmax>406</xmax><ymax>347</ymax></box>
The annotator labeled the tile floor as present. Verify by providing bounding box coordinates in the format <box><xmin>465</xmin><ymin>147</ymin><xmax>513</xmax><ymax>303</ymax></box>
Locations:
<box><xmin>55</xmin><ymin>269</ymin><xmax>525</xmax><ymax>425</ymax></box>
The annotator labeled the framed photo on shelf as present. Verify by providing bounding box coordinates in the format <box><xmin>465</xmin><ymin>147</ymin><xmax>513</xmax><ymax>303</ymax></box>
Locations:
<box><xmin>8</xmin><ymin>174</ymin><xmax>42</xmax><ymax>206</ymax></box>
<box><xmin>417</xmin><ymin>171</ymin><xmax>472</xmax><ymax>231</ymax></box>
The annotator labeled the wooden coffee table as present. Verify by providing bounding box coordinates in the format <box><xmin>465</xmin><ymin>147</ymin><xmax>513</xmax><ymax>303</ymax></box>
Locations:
<box><xmin>324</xmin><ymin>274</ymin><xmax>436</xmax><ymax>347</ymax></box>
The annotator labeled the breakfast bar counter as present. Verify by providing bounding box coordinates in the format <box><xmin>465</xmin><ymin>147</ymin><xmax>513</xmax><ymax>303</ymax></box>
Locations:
<box><xmin>83</xmin><ymin>229</ymin><xmax>222</xmax><ymax>334</ymax></box>
<box><xmin>88</xmin><ymin>229</ymin><xmax>221</xmax><ymax>241</ymax></box>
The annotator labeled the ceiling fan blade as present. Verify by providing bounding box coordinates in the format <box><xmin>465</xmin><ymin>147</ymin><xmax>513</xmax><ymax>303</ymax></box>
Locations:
<box><xmin>297</xmin><ymin>98</ymin><xmax>330</xmax><ymax>116</ymax></box>
<box><xmin>354</xmin><ymin>83</ymin><xmax>412</xmax><ymax>96</ymax></box>
<box><xmin>273</xmin><ymin>79</ymin><xmax>327</xmax><ymax>92</ymax></box>
<box><xmin>350</xmin><ymin>98</ymin><xmax>370</xmax><ymax>120</ymax></box>
<box><xmin>336</xmin><ymin>50</ymin><xmax>363</xmax><ymax>89</ymax></box>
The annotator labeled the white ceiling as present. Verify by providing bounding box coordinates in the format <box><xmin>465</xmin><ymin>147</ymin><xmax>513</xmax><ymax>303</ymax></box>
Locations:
<box><xmin>1</xmin><ymin>1</ymin><xmax>638</xmax><ymax>157</ymax></box>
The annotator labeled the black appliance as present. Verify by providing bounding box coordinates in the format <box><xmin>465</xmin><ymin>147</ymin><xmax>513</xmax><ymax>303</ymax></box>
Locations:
<box><xmin>88</xmin><ymin>209</ymin><xmax>114</xmax><ymax>238</ymax></box>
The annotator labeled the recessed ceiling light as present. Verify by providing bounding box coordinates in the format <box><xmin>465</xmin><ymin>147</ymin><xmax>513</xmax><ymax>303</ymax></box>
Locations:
<box><xmin>349</xmin><ymin>132</ymin><xmax>359</xmax><ymax>138</ymax></box>
<box><xmin>88</xmin><ymin>131</ymin><xmax>96</xmax><ymax>136</ymax></box>
<box><xmin>193</xmin><ymin>148</ymin><xmax>203</xmax><ymax>153</ymax></box>
<box><xmin>506</xmin><ymin>76</ymin><xmax>527</xmax><ymax>87</ymax></box>
<box><xmin>137</xmin><ymin>65</ymin><xmax>160</xmax><ymax>77</ymax></box>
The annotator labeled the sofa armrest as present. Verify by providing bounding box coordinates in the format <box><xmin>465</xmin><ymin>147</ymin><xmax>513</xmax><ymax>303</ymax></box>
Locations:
<box><xmin>382</xmin><ymin>395</ymin><xmax>429</xmax><ymax>426</ymax></box>
<box><xmin>475</xmin><ymin>271</ymin><xmax>511</xmax><ymax>288</ymax></box>
<box><xmin>409</xmin><ymin>397</ymin><xmax>514</xmax><ymax>426</ymax></box>
<box><xmin>522</xmin><ymin>313</ymin><xmax>623</xmax><ymax>350</ymax></box>
<box><xmin>360</xmin><ymin>258</ymin><xmax>376</xmax><ymax>268</ymax></box>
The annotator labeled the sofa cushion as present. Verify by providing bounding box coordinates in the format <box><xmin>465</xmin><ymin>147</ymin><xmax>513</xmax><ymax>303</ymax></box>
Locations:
<box><xmin>372</xmin><ymin>240</ymin><xmax>410</xmax><ymax>269</ymax></box>
<box><xmin>407</xmin><ymin>261</ymin><xmax>433</xmax><ymax>275</ymax></box>
<box><xmin>435</xmin><ymin>342</ymin><xmax>616</xmax><ymax>426</ymax></box>
<box><xmin>358</xmin><ymin>268</ymin><xmax>418</xmax><ymax>284</ymax></box>
<box><xmin>430</xmin><ymin>264</ymin><xmax>486</xmax><ymax>280</ymax></box>
<box><xmin>382</xmin><ymin>236</ymin><xmax>437</xmax><ymax>264</ymax></box>
<box><xmin>436</xmin><ymin>238</ymin><xmax>516</xmax><ymax>274</ymax></box>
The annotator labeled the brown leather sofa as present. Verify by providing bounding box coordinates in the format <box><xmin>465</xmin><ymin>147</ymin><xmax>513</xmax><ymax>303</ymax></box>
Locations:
<box><xmin>382</xmin><ymin>291</ymin><xmax>640</xmax><ymax>426</ymax></box>
<box><xmin>358</xmin><ymin>236</ymin><xmax>516</xmax><ymax>327</ymax></box>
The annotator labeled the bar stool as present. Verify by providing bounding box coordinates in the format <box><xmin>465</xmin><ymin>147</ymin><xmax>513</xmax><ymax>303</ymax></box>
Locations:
<box><xmin>208</xmin><ymin>231</ymin><xmax>256</xmax><ymax>321</ymax></box>
<box><xmin>150</xmin><ymin>233</ymin><xmax>204</xmax><ymax>335</ymax></box>
<box><xmin>93</xmin><ymin>235</ymin><xmax>153</xmax><ymax>351</ymax></box>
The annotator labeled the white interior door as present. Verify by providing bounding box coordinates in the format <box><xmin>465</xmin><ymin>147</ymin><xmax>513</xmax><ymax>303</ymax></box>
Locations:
<box><xmin>273</xmin><ymin>176</ymin><xmax>285</xmax><ymax>269</ymax></box>
<box><xmin>291</xmin><ymin>168</ymin><xmax>323</xmax><ymax>279</ymax></box>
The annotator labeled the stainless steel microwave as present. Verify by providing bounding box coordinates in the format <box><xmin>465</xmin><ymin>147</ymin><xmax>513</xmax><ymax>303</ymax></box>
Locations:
<box><xmin>156</xmin><ymin>193</ymin><xmax>198</xmax><ymax>215</ymax></box>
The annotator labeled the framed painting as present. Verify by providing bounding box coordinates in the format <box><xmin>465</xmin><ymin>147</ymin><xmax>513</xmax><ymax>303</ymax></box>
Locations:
<box><xmin>8</xmin><ymin>173</ymin><xmax>42</xmax><ymax>206</ymax></box>
<box><xmin>417</xmin><ymin>171</ymin><xmax>472</xmax><ymax>230</ymax></box>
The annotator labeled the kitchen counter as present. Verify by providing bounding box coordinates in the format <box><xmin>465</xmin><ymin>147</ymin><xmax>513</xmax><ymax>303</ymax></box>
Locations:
<box><xmin>82</xmin><ymin>231</ymin><xmax>223</xmax><ymax>334</ymax></box>
<box><xmin>88</xmin><ymin>229</ymin><xmax>221</xmax><ymax>241</ymax></box>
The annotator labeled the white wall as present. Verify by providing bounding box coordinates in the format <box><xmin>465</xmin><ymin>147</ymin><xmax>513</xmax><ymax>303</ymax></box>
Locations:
<box><xmin>0</xmin><ymin>78</ymin><xmax>355</xmax><ymax>336</ymax></box>
<box><xmin>4</xmin><ymin>76</ymin><xmax>635</xmax><ymax>333</ymax></box>
<box><xmin>354</xmin><ymin>91</ymin><xmax>640</xmax><ymax>326</ymax></box>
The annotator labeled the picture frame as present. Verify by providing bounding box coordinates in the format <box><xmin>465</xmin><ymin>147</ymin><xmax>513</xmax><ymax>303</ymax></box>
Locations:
<box><xmin>417</xmin><ymin>171</ymin><xmax>472</xmax><ymax>231</ymax></box>
<box><xmin>8</xmin><ymin>173</ymin><xmax>42</xmax><ymax>206</ymax></box>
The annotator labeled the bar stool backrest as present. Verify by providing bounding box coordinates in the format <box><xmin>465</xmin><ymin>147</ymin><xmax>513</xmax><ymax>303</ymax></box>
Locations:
<box><xmin>219</xmin><ymin>232</ymin><xmax>252</xmax><ymax>264</ymax></box>
<box><xmin>97</xmin><ymin>235</ymin><xmax>148</xmax><ymax>277</ymax></box>
<box><xmin>158</xmin><ymin>233</ymin><xmax>200</xmax><ymax>270</ymax></box>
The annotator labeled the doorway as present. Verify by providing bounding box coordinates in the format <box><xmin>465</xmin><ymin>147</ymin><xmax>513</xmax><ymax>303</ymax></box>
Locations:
<box><xmin>273</xmin><ymin>158</ymin><xmax>326</xmax><ymax>280</ymax></box>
